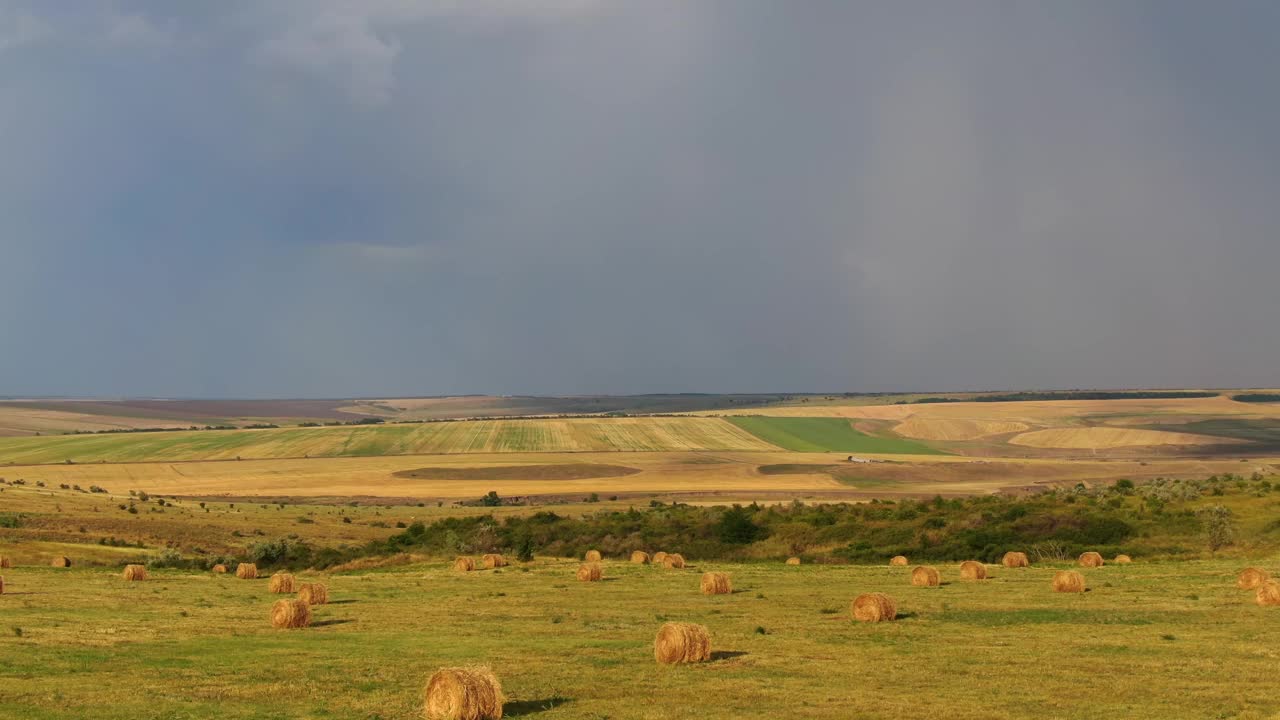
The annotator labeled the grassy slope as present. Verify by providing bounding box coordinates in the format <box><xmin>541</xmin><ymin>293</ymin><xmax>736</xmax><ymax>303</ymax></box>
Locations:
<box><xmin>728</xmin><ymin>416</ymin><xmax>941</xmax><ymax>454</ymax></box>
<box><xmin>0</xmin><ymin>417</ymin><xmax>778</xmax><ymax>464</ymax></box>
<box><xmin>1</xmin><ymin>559</ymin><xmax>1278</xmax><ymax>719</ymax></box>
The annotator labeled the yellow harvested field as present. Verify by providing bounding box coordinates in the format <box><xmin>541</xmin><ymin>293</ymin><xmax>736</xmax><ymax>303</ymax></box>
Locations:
<box><xmin>893</xmin><ymin>416</ymin><xmax>1028</xmax><ymax>441</ymax></box>
<box><xmin>1009</xmin><ymin>427</ymin><xmax>1237</xmax><ymax>449</ymax></box>
<box><xmin>0</xmin><ymin>406</ymin><xmax>193</xmax><ymax>436</ymax></box>
<box><xmin>8</xmin><ymin>450</ymin><xmax>1272</xmax><ymax>501</ymax></box>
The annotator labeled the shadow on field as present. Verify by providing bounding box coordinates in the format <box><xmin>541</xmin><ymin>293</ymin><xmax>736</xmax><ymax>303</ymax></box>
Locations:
<box><xmin>710</xmin><ymin>650</ymin><xmax>748</xmax><ymax>662</ymax></box>
<box><xmin>326</xmin><ymin>599</ymin><xmax>358</xmax><ymax>605</ymax></box>
<box><xmin>896</xmin><ymin>612</ymin><xmax>919</xmax><ymax>620</ymax></box>
<box><xmin>311</xmin><ymin>618</ymin><xmax>354</xmax><ymax>627</ymax></box>
<box><xmin>504</xmin><ymin>696</ymin><xmax>571</xmax><ymax>716</ymax></box>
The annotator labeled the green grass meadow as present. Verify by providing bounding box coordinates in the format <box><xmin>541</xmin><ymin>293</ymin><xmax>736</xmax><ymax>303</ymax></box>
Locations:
<box><xmin>2</xmin><ymin>557</ymin><xmax>1277</xmax><ymax>719</ymax></box>
<box><xmin>728</xmin><ymin>416</ymin><xmax>941</xmax><ymax>454</ymax></box>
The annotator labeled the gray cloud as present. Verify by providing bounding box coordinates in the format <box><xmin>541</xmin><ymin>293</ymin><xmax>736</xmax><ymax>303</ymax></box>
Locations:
<box><xmin>1</xmin><ymin>1</ymin><xmax>1277</xmax><ymax>397</ymax></box>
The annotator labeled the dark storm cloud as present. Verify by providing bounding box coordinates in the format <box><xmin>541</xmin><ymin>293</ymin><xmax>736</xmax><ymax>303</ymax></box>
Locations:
<box><xmin>1</xmin><ymin>1</ymin><xmax>1277</xmax><ymax>397</ymax></box>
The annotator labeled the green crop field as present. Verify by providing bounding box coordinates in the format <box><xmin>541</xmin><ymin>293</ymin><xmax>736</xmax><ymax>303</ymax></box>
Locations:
<box><xmin>0</xmin><ymin>417</ymin><xmax>778</xmax><ymax>465</ymax></box>
<box><xmin>728</xmin><ymin>416</ymin><xmax>942</xmax><ymax>454</ymax></box>
<box><xmin>2</xmin><ymin>557</ymin><xmax>1278</xmax><ymax>719</ymax></box>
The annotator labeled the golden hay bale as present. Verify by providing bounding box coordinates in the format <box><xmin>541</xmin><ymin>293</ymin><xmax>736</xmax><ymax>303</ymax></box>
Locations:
<box><xmin>1238</xmin><ymin>567</ymin><xmax>1271</xmax><ymax>590</ymax></box>
<box><xmin>959</xmin><ymin>561</ymin><xmax>987</xmax><ymax>580</ymax></box>
<box><xmin>700</xmin><ymin>572</ymin><xmax>732</xmax><ymax>595</ymax></box>
<box><xmin>1114</xmin><ymin>554</ymin><xmax>1132</xmax><ymax>564</ymax></box>
<box><xmin>652</xmin><ymin>551</ymin><xmax>668</xmax><ymax>564</ymax></box>
<box><xmin>453</xmin><ymin>557</ymin><xmax>476</xmax><ymax>572</ymax></box>
<box><xmin>51</xmin><ymin>556</ymin><xmax>71</xmax><ymax>568</ymax></box>
<box><xmin>1001</xmin><ymin>551</ymin><xmax>1030</xmax><ymax>568</ymax></box>
<box><xmin>1078</xmin><ymin>551</ymin><xmax>1104</xmax><ymax>568</ymax></box>
<box><xmin>662</xmin><ymin>553</ymin><xmax>686</xmax><ymax>569</ymax></box>
<box><xmin>122</xmin><ymin>564</ymin><xmax>147</xmax><ymax>582</ymax></box>
<box><xmin>1052</xmin><ymin>570</ymin><xmax>1087</xmax><ymax>593</ymax></box>
<box><xmin>577</xmin><ymin>562</ymin><xmax>603</xmax><ymax>582</ymax></box>
<box><xmin>630</xmin><ymin>551</ymin><xmax>650</xmax><ymax>564</ymax></box>
<box><xmin>584</xmin><ymin>549</ymin><xmax>602</xmax><ymax>562</ymax></box>
<box><xmin>269</xmin><ymin>572</ymin><xmax>296</xmax><ymax>594</ymax></box>
<box><xmin>890</xmin><ymin>555</ymin><xmax>909</xmax><ymax>566</ymax></box>
<box><xmin>654</xmin><ymin>622</ymin><xmax>712</xmax><ymax>664</ymax></box>
<box><xmin>851</xmin><ymin>592</ymin><xmax>897</xmax><ymax>622</ymax></box>
<box><xmin>424</xmin><ymin>666</ymin><xmax>504</xmax><ymax>720</ymax></box>
<box><xmin>0</xmin><ymin>557</ymin><xmax>11</xmax><ymax>569</ymax></box>
<box><xmin>1256</xmin><ymin>581</ymin><xmax>1280</xmax><ymax>607</ymax></box>
<box><xmin>785</xmin><ymin>557</ymin><xmax>801</xmax><ymax>565</ymax></box>
<box><xmin>298</xmin><ymin>582</ymin><xmax>329</xmax><ymax>605</ymax></box>
<box><xmin>236</xmin><ymin>563</ymin><xmax>258</xmax><ymax>579</ymax></box>
<box><xmin>270</xmin><ymin>598</ymin><xmax>311</xmax><ymax>629</ymax></box>
<box><xmin>910</xmin><ymin>566</ymin><xmax>940</xmax><ymax>587</ymax></box>
<box><xmin>211</xmin><ymin>564</ymin><xmax>228</xmax><ymax>574</ymax></box>
<box><xmin>481</xmin><ymin>554</ymin><xmax>507</xmax><ymax>569</ymax></box>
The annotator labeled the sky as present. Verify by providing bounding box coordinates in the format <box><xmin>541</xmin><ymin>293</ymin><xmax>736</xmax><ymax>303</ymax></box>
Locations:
<box><xmin>2</xmin><ymin>1</ymin><xmax>1278</xmax><ymax>398</ymax></box>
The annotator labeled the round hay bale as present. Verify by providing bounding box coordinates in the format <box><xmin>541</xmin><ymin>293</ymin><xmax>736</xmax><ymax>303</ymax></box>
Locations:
<box><xmin>1001</xmin><ymin>551</ymin><xmax>1029</xmax><ymax>568</ymax></box>
<box><xmin>577</xmin><ymin>562</ymin><xmax>603</xmax><ymax>582</ymax></box>
<box><xmin>1052</xmin><ymin>570</ymin><xmax>1086</xmax><ymax>593</ymax></box>
<box><xmin>424</xmin><ymin>666</ymin><xmax>504</xmax><ymax>720</ymax></box>
<box><xmin>889</xmin><ymin>555</ymin><xmax>909</xmax><ymax>567</ymax></box>
<box><xmin>481</xmin><ymin>554</ymin><xmax>507</xmax><ymax>569</ymax></box>
<box><xmin>1256</xmin><ymin>580</ymin><xmax>1280</xmax><ymax>607</ymax></box>
<box><xmin>298</xmin><ymin>582</ymin><xmax>329</xmax><ymax>605</ymax></box>
<box><xmin>851</xmin><ymin>592</ymin><xmax>896</xmax><ymax>622</ymax></box>
<box><xmin>1114</xmin><ymin>554</ymin><xmax>1132</xmax><ymax>564</ymax></box>
<box><xmin>122</xmin><ymin>564</ymin><xmax>147</xmax><ymax>582</ymax></box>
<box><xmin>453</xmin><ymin>557</ymin><xmax>476</xmax><ymax>572</ymax></box>
<box><xmin>1237</xmin><ymin>567</ymin><xmax>1270</xmax><ymax>590</ymax></box>
<box><xmin>0</xmin><ymin>557</ymin><xmax>11</xmax><ymax>569</ymax></box>
<box><xmin>1078</xmin><ymin>551</ymin><xmax>1104</xmax><ymax>568</ymax></box>
<box><xmin>270</xmin><ymin>598</ymin><xmax>311</xmax><ymax>629</ymax></box>
<box><xmin>584</xmin><ymin>549</ymin><xmax>602</xmax><ymax>562</ymax></box>
<box><xmin>630</xmin><ymin>551</ymin><xmax>650</xmax><ymax>564</ymax></box>
<box><xmin>910</xmin><ymin>566</ymin><xmax>940</xmax><ymax>587</ymax></box>
<box><xmin>51</xmin><ymin>556</ymin><xmax>71</xmax><ymax>568</ymax></box>
<box><xmin>269</xmin><ymin>572</ymin><xmax>296</xmax><ymax>594</ymax></box>
<box><xmin>661</xmin><ymin>553</ymin><xmax>686</xmax><ymax>569</ymax></box>
<box><xmin>700</xmin><ymin>571</ymin><xmax>732</xmax><ymax>595</ymax></box>
<box><xmin>211</xmin><ymin>564</ymin><xmax>228</xmax><ymax>574</ymax></box>
<box><xmin>652</xmin><ymin>551</ymin><xmax>668</xmax><ymax>564</ymax></box>
<box><xmin>654</xmin><ymin>622</ymin><xmax>711</xmax><ymax>664</ymax></box>
<box><xmin>959</xmin><ymin>561</ymin><xmax>987</xmax><ymax>580</ymax></box>
<box><xmin>785</xmin><ymin>557</ymin><xmax>801</xmax><ymax>566</ymax></box>
<box><xmin>236</xmin><ymin>563</ymin><xmax>258</xmax><ymax>579</ymax></box>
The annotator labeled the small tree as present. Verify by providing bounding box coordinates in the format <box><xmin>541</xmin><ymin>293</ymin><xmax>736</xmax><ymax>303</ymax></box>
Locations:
<box><xmin>516</xmin><ymin>534</ymin><xmax>535</xmax><ymax>563</ymax></box>
<box><xmin>1197</xmin><ymin>505</ymin><xmax>1235</xmax><ymax>552</ymax></box>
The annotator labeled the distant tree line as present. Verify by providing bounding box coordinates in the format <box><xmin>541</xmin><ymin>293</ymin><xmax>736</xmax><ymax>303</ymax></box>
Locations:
<box><xmin>1232</xmin><ymin>393</ymin><xmax>1280</xmax><ymax>403</ymax></box>
<box><xmin>900</xmin><ymin>390</ymin><xmax>1218</xmax><ymax>404</ymax></box>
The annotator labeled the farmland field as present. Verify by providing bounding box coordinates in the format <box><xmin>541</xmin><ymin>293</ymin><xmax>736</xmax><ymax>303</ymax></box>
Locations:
<box><xmin>727</xmin><ymin>416</ymin><xmax>941</xmax><ymax>454</ymax></box>
<box><xmin>1</xmin><ymin>557</ymin><xmax>1278</xmax><ymax>719</ymax></box>
<box><xmin>0</xmin><ymin>417</ymin><xmax>778</xmax><ymax>465</ymax></box>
